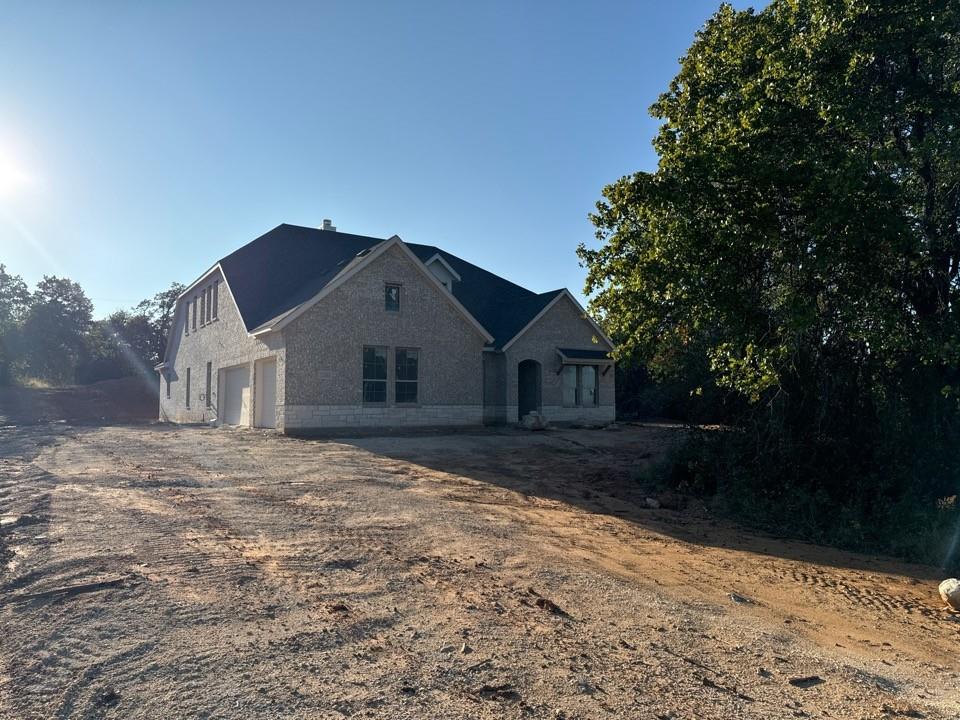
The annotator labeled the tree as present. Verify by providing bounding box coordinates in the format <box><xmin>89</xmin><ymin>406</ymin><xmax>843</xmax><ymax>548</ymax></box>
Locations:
<box><xmin>135</xmin><ymin>282</ymin><xmax>184</xmax><ymax>365</ymax></box>
<box><xmin>579</xmin><ymin>1</ymin><xmax>960</xmax><ymax>562</ymax></box>
<box><xmin>0</xmin><ymin>265</ymin><xmax>31</xmax><ymax>385</ymax></box>
<box><xmin>72</xmin><ymin>283</ymin><xmax>184</xmax><ymax>384</ymax></box>
<box><xmin>21</xmin><ymin>276</ymin><xmax>94</xmax><ymax>384</ymax></box>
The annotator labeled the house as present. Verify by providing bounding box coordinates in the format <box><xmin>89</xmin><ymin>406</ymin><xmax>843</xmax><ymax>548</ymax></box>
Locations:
<box><xmin>155</xmin><ymin>222</ymin><xmax>615</xmax><ymax>432</ymax></box>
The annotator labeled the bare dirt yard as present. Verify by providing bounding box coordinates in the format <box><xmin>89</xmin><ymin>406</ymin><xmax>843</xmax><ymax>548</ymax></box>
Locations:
<box><xmin>1</xmin><ymin>416</ymin><xmax>958</xmax><ymax>718</ymax></box>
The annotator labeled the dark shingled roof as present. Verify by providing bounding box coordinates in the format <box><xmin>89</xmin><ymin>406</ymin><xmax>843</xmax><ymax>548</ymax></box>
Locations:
<box><xmin>219</xmin><ymin>224</ymin><xmax>383</xmax><ymax>332</ymax></box>
<box><xmin>214</xmin><ymin>223</ymin><xmax>569</xmax><ymax>348</ymax></box>
<box><xmin>406</xmin><ymin>244</ymin><xmax>564</xmax><ymax>348</ymax></box>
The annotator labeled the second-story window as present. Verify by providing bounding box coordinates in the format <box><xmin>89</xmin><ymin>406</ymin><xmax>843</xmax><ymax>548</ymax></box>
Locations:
<box><xmin>212</xmin><ymin>281</ymin><xmax>219</xmax><ymax>319</ymax></box>
<box><xmin>385</xmin><ymin>284</ymin><xmax>401</xmax><ymax>312</ymax></box>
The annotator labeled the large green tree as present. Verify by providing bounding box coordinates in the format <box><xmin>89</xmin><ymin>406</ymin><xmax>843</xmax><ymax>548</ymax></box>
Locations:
<box><xmin>20</xmin><ymin>276</ymin><xmax>94</xmax><ymax>384</ymax></box>
<box><xmin>580</xmin><ymin>1</ymin><xmax>960</xmax><ymax>559</ymax></box>
<box><xmin>0</xmin><ymin>265</ymin><xmax>31</xmax><ymax>385</ymax></box>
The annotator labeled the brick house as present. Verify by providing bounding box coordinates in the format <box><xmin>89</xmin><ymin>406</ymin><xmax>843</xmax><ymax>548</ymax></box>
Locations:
<box><xmin>155</xmin><ymin>222</ymin><xmax>615</xmax><ymax>432</ymax></box>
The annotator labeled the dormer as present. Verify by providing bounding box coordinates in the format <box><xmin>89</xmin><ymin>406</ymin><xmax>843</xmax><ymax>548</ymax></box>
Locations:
<box><xmin>424</xmin><ymin>253</ymin><xmax>461</xmax><ymax>292</ymax></box>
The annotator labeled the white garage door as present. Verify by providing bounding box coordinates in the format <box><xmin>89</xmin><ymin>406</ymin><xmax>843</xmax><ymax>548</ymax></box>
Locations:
<box><xmin>222</xmin><ymin>365</ymin><xmax>250</xmax><ymax>426</ymax></box>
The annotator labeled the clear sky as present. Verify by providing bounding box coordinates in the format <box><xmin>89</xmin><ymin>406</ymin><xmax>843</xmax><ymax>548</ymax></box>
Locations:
<box><xmin>0</xmin><ymin>1</ymin><xmax>756</xmax><ymax>317</ymax></box>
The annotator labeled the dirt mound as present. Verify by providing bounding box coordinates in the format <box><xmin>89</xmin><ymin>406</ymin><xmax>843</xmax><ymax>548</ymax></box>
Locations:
<box><xmin>0</xmin><ymin>376</ymin><xmax>157</xmax><ymax>425</ymax></box>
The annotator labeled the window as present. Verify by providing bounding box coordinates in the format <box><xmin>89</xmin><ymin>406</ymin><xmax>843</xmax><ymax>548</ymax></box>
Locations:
<box><xmin>205</xmin><ymin>362</ymin><xmax>212</xmax><ymax>408</ymax></box>
<box><xmin>205</xmin><ymin>286</ymin><xmax>212</xmax><ymax>324</ymax></box>
<box><xmin>192</xmin><ymin>298</ymin><xmax>197</xmax><ymax>330</ymax></box>
<box><xmin>395</xmin><ymin>348</ymin><xmax>419</xmax><ymax>404</ymax></box>
<box><xmin>212</xmin><ymin>281</ymin><xmax>219</xmax><ymax>319</ymax></box>
<box><xmin>362</xmin><ymin>346</ymin><xmax>387</xmax><ymax>403</ymax></box>
<box><xmin>165</xmin><ymin>373</ymin><xmax>171</xmax><ymax>399</ymax></box>
<box><xmin>581</xmin><ymin>366</ymin><xmax>597</xmax><ymax>406</ymax></box>
<box><xmin>561</xmin><ymin>365</ymin><xmax>599</xmax><ymax>407</ymax></box>
<box><xmin>385</xmin><ymin>284</ymin><xmax>401</xmax><ymax>312</ymax></box>
<box><xmin>200</xmin><ymin>291</ymin><xmax>206</xmax><ymax>326</ymax></box>
<box><xmin>184</xmin><ymin>301</ymin><xmax>189</xmax><ymax>336</ymax></box>
<box><xmin>185</xmin><ymin>367</ymin><xmax>191</xmax><ymax>408</ymax></box>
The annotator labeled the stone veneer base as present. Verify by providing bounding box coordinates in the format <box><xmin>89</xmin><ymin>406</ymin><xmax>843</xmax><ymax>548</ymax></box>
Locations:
<box><xmin>282</xmin><ymin>404</ymin><xmax>484</xmax><ymax>430</ymax></box>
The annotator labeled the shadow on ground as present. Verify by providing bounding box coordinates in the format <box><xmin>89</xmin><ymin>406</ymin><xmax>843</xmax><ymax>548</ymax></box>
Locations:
<box><xmin>317</xmin><ymin>424</ymin><xmax>944</xmax><ymax>581</ymax></box>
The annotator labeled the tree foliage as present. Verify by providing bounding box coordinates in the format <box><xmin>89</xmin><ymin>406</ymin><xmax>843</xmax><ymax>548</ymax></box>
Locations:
<box><xmin>21</xmin><ymin>277</ymin><xmax>94</xmax><ymax>385</ymax></box>
<box><xmin>0</xmin><ymin>271</ymin><xmax>184</xmax><ymax>387</ymax></box>
<box><xmin>579</xmin><ymin>0</ymin><xmax>960</xmax><ymax>564</ymax></box>
<box><xmin>0</xmin><ymin>265</ymin><xmax>31</xmax><ymax>384</ymax></box>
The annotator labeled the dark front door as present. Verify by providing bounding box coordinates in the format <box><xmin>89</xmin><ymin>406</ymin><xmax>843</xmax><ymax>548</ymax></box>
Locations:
<box><xmin>517</xmin><ymin>359</ymin><xmax>541</xmax><ymax>419</ymax></box>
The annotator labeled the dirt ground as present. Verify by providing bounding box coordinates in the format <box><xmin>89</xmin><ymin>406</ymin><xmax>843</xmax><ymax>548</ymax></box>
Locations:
<box><xmin>1</xmin><ymin>418</ymin><xmax>958</xmax><ymax>719</ymax></box>
<box><xmin>0</xmin><ymin>377</ymin><xmax>157</xmax><ymax>426</ymax></box>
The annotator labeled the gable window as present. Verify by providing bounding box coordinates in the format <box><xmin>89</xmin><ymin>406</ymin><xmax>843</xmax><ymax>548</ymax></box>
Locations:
<box><xmin>561</xmin><ymin>365</ymin><xmax>598</xmax><ymax>407</ymax></box>
<box><xmin>192</xmin><ymin>298</ymin><xmax>197</xmax><ymax>330</ymax></box>
<box><xmin>205</xmin><ymin>286</ymin><xmax>212</xmax><ymax>323</ymax></box>
<box><xmin>184</xmin><ymin>301</ymin><xmax>190</xmax><ymax>336</ymax></box>
<box><xmin>186</xmin><ymin>367</ymin><xmax>191</xmax><ymax>408</ymax></box>
<box><xmin>385</xmin><ymin>284</ymin><xmax>401</xmax><ymax>312</ymax></box>
<box><xmin>395</xmin><ymin>348</ymin><xmax>419</xmax><ymax>404</ymax></box>
<box><xmin>362</xmin><ymin>346</ymin><xmax>387</xmax><ymax>403</ymax></box>
<box><xmin>200</xmin><ymin>291</ymin><xmax>206</xmax><ymax>326</ymax></box>
<box><xmin>212</xmin><ymin>281</ymin><xmax>219</xmax><ymax>319</ymax></box>
<box><xmin>165</xmin><ymin>373</ymin><xmax>171</xmax><ymax>399</ymax></box>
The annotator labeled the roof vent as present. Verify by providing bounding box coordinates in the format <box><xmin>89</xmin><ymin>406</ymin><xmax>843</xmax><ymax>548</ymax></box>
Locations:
<box><xmin>321</xmin><ymin>219</ymin><xmax>336</xmax><ymax>232</ymax></box>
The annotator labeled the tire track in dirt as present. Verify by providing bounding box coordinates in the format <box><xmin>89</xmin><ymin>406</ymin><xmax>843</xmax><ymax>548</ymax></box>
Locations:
<box><xmin>2</xmin><ymin>423</ymin><xmax>959</xmax><ymax>719</ymax></box>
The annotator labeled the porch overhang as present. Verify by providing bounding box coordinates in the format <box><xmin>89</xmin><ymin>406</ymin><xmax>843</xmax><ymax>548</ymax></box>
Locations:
<box><xmin>556</xmin><ymin>347</ymin><xmax>614</xmax><ymax>365</ymax></box>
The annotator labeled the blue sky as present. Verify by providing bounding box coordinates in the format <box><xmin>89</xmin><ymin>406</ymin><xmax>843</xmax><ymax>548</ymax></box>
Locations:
<box><xmin>0</xmin><ymin>1</ymin><xmax>755</xmax><ymax>316</ymax></box>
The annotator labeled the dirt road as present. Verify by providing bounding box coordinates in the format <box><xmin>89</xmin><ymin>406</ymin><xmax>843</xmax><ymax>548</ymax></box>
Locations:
<box><xmin>1</xmin><ymin>422</ymin><xmax>957</xmax><ymax>719</ymax></box>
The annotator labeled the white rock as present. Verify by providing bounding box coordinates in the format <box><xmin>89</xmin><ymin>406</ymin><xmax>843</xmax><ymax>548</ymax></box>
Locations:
<box><xmin>939</xmin><ymin>578</ymin><xmax>960</xmax><ymax>610</ymax></box>
<box><xmin>520</xmin><ymin>412</ymin><xmax>548</xmax><ymax>430</ymax></box>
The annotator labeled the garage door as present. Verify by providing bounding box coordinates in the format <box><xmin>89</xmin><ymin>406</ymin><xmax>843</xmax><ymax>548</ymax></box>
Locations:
<box><xmin>222</xmin><ymin>365</ymin><xmax>250</xmax><ymax>426</ymax></box>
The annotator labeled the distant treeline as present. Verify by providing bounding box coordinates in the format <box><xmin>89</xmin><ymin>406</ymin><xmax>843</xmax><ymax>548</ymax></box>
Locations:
<box><xmin>0</xmin><ymin>264</ymin><xmax>182</xmax><ymax>387</ymax></box>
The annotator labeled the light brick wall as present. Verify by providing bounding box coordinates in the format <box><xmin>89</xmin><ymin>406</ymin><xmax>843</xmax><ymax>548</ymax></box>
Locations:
<box><xmin>284</xmin><ymin>404</ymin><xmax>483</xmax><ymax>429</ymax></box>
<box><xmin>282</xmin><ymin>244</ymin><xmax>487</xmax><ymax>430</ymax></box>
<box><xmin>482</xmin><ymin>351</ymin><xmax>507</xmax><ymax>424</ymax></box>
<box><xmin>158</xmin><ymin>268</ymin><xmax>285</xmax><ymax>427</ymax></box>
<box><xmin>503</xmin><ymin>294</ymin><xmax>615</xmax><ymax>425</ymax></box>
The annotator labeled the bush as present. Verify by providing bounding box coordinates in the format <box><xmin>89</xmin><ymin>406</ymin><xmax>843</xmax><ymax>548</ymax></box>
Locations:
<box><xmin>657</xmin><ymin>425</ymin><xmax>960</xmax><ymax>571</ymax></box>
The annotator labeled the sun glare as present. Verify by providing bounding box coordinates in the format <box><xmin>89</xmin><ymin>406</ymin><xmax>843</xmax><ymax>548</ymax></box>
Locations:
<box><xmin>0</xmin><ymin>136</ymin><xmax>37</xmax><ymax>200</ymax></box>
<box><xmin>0</xmin><ymin>155</ymin><xmax>32</xmax><ymax>198</ymax></box>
